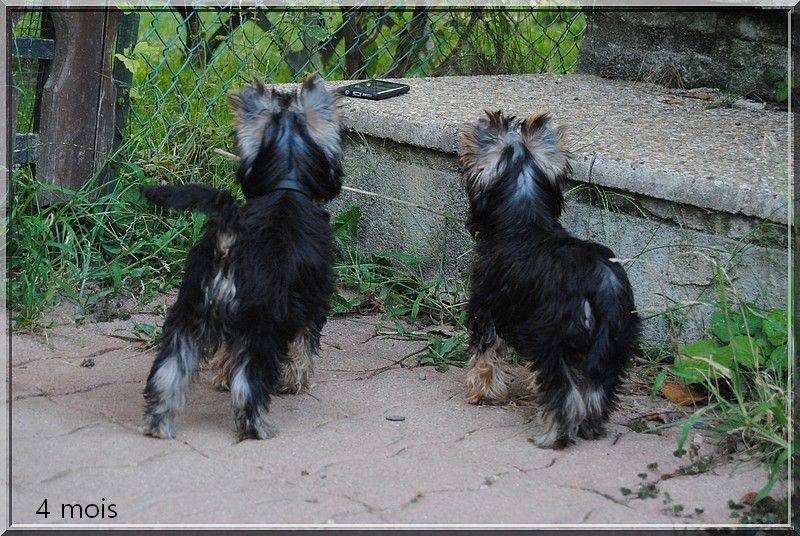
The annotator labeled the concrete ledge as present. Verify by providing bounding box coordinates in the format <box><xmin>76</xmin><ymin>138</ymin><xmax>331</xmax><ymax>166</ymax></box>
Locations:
<box><xmin>333</xmin><ymin>74</ymin><xmax>789</xmax><ymax>224</ymax></box>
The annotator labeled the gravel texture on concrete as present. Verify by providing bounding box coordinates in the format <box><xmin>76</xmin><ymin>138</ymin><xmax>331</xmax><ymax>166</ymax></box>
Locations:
<box><xmin>328</xmin><ymin>75</ymin><xmax>789</xmax><ymax>223</ymax></box>
<box><xmin>10</xmin><ymin>302</ymin><xmax>783</xmax><ymax>527</ymax></box>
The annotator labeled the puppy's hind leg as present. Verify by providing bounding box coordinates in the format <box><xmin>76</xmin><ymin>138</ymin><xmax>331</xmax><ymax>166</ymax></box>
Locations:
<box><xmin>279</xmin><ymin>327</ymin><xmax>318</xmax><ymax>394</ymax></box>
<box><xmin>465</xmin><ymin>322</ymin><xmax>512</xmax><ymax>405</ymax></box>
<box><xmin>530</xmin><ymin>358</ymin><xmax>586</xmax><ymax>449</ymax></box>
<box><xmin>143</xmin><ymin>310</ymin><xmax>206</xmax><ymax>439</ymax></box>
<box><xmin>229</xmin><ymin>335</ymin><xmax>282</xmax><ymax>440</ymax></box>
<box><xmin>579</xmin><ymin>356</ymin><xmax>628</xmax><ymax>440</ymax></box>
<box><xmin>577</xmin><ymin>382</ymin><xmax>609</xmax><ymax>440</ymax></box>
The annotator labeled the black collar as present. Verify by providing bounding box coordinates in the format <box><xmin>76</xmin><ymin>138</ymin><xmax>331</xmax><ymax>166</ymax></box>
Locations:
<box><xmin>269</xmin><ymin>179</ymin><xmax>311</xmax><ymax>198</ymax></box>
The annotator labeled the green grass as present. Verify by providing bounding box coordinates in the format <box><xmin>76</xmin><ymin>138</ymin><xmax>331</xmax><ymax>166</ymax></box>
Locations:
<box><xmin>8</xmin><ymin>158</ymin><xmax>213</xmax><ymax>330</ymax></box>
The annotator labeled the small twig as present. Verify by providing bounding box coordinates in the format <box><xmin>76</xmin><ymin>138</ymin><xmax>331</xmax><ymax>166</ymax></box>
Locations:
<box><xmin>211</xmin><ymin>147</ymin><xmax>463</xmax><ymax>221</ymax></box>
<box><xmin>213</xmin><ymin>147</ymin><xmax>239</xmax><ymax>161</ymax></box>
<box><xmin>341</xmin><ymin>185</ymin><xmax>458</xmax><ymax>220</ymax></box>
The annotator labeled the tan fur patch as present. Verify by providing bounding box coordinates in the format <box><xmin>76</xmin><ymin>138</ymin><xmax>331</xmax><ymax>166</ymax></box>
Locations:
<box><xmin>228</xmin><ymin>79</ymin><xmax>278</xmax><ymax>165</ymax></box>
<box><xmin>299</xmin><ymin>74</ymin><xmax>341</xmax><ymax>162</ymax></box>
<box><xmin>464</xmin><ymin>339</ymin><xmax>512</xmax><ymax>404</ymax></box>
<box><xmin>460</xmin><ymin>111</ymin><xmax>510</xmax><ymax>198</ymax></box>
<box><xmin>279</xmin><ymin>330</ymin><xmax>315</xmax><ymax>394</ymax></box>
<box><xmin>210</xmin><ymin>346</ymin><xmax>233</xmax><ymax>392</ymax></box>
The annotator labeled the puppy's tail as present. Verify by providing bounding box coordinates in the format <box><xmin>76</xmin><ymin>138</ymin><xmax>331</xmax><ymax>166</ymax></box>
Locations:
<box><xmin>584</xmin><ymin>262</ymin><xmax>637</xmax><ymax>376</ymax></box>
<box><xmin>140</xmin><ymin>184</ymin><xmax>238</xmax><ymax>220</ymax></box>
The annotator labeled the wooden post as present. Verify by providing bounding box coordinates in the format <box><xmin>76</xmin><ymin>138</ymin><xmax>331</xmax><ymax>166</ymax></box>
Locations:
<box><xmin>35</xmin><ymin>9</ymin><xmax>121</xmax><ymax>204</ymax></box>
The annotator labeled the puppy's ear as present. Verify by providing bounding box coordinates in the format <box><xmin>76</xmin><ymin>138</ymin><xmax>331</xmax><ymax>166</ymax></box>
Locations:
<box><xmin>228</xmin><ymin>78</ymin><xmax>279</xmax><ymax>166</ymax></box>
<box><xmin>520</xmin><ymin>112</ymin><xmax>571</xmax><ymax>186</ymax></box>
<box><xmin>298</xmin><ymin>73</ymin><xmax>341</xmax><ymax>160</ymax></box>
<box><xmin>460</xmin><ymin>110</ymin><xmax>510</xmax><ymax>197</ymax></box>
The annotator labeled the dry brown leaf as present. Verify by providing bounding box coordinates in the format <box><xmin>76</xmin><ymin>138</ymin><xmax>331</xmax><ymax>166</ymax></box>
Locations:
<box><xmin>685</xmin><ymin>91</ymin><xmax>716</xmax><ymax>101</ymax></box>
<box><xmin>741</xmin><ymin>491</ymin><xmax>758</xmax><ymax>504</ymax></box>
<box><xmin>661</xmin><ymin>382</ymin><xmax>706</xmax><ymax>406</ymax></box>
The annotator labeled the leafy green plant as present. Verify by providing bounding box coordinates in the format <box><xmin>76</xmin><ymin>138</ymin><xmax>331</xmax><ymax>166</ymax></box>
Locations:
<box><xmin>659</xmin><ymin>261</ymin><xmax>790</xmax><ymax>504</ymax></box>
<box><xmin>392</xmin><ymin>321</ymin><xmax>469</xmax><ymax>372</ymax></box>
<box><xmin>670</xmin><ymin>303</ymin><xmax>787</xmax><ymax>386</ymax></box>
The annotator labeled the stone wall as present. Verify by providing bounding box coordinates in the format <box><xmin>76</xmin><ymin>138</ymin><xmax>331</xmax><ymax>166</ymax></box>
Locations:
<box><xmin>577</xmin><ymin>10</ymin><xmax>789</xmax><ymax>100</ymax></box>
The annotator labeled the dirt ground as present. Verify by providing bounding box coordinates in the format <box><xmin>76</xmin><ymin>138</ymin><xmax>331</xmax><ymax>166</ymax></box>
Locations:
<box><xmin>9</xmin><ymin>296</ymin><xmax>786</xmax><ymax>527</ymax></box>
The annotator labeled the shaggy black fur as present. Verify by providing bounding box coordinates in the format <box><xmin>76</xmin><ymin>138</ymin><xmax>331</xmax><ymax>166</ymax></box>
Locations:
<box><xmin>461</xmin><ymin>110</ymin><xmax>641</xmax><ymax>449</ymax></box>
<box><xmin>140</xmin><ymin>75</ymin><xmax>342</xmax><ymax>440</ymax></box>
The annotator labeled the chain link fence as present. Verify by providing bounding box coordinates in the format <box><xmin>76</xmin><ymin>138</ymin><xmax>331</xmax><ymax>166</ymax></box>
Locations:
<box><xmin>11</xmin><ymin>11</ymin><xmax>51</xmax><ymax>135</ymax></box>
<box><xmin>13</xmin><ymin>7</ymin><xmax>586</xmax><ymax>165</ymax></box>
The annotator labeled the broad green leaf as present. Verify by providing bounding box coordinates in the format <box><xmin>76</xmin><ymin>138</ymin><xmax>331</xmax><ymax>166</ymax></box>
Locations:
<box><xmin>673</xmin><ymin>339</ymin><xmax>732</xmax><ymax>383</ymax></box>
<box><xmin>114</xmin><ymin>53</ymin><xmax>140</xmax><ymax>76</ymax></box>
<box><xmin>767</xmin><ymin>344</ymin><xmax>788</xmax><ymax>371</ymax></box>
<box><xmin>710</xmin><ymin>311</ymin><xmax>733</xmax><ymax>342</ymax></box>
<box><xmin>728</xmin><ymin>335</ymin><xmax>758</xmax><ymax>369</ymax></box>
<box><xmin>764</xmin><ymin>65</ymin><xmax>786</xmax><ymax>85</ymax></box>
<box><xmin>775</xmin><ymin>81</ymin><xmax>789</xmax><ymax>103</ymax></box>
<box><xmin>763</xmin><ymin>309</ymin><xmax>788</xmax><ymax>347</ymax></box>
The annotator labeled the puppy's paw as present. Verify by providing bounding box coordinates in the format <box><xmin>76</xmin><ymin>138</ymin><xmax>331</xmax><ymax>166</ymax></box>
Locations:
<box><xmin>279</xmin><ymin>362</ymin><xmax>311</xmax><ymax>395</ymax></box>
<box><xmin>236</xmin><ymin>411</ymin><xmax>278</xmax><ymax>440</ymax></box>
<box><xmin>212</xmin><ymin>371</ymin><xmax>231</xmax><ymax>392</ymax></box>
<box><xmin>529</xmin><ymin>409</ymin><xmax>574</xmax><ymax>449</ymax></box>
<box><xmin>577</xmin><ymin>420</ymin><xmax>607</xmax><ymax>440</ymax></box>
<box><xmin>529</xmin><ymin>431</ymin><xmax>572</xmax><ymax>449</ymax></box>
<box><xmin>465</xmin><ymin>359</ymin><xmax>511</xmax><ymax>405</ymax></box>
<box><xmin>142</xmin><ymin>414</ymin><xmax>176</xmax><ymax>439</ymax></box>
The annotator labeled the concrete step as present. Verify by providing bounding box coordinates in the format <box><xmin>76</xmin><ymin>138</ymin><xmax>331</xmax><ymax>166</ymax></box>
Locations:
<box><xmin>334</xmin><ymin>74</ymin><xmax>788</xmax><ymax>225</ymax></box>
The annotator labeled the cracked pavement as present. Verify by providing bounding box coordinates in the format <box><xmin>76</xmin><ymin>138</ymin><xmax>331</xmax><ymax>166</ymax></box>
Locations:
<box><xmin>10</xmin><ymin>301</ymin><xmax>777</xmax><ymax>525</ymax></box>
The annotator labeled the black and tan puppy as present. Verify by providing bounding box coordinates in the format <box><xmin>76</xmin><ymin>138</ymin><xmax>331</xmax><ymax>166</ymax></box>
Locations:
<box><xmin>140</xmin><ymin>75</ymin><xmax>342</xmax><ymax>440</ymax></box>
<box><xmin>460</xmin><ymin>110</ymin><xmax>640</xmax><ymax>449</ymax></box>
